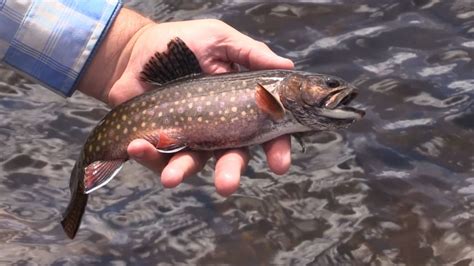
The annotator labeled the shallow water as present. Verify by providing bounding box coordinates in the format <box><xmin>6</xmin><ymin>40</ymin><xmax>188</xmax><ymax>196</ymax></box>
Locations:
<box><xmin>1</xmin><ymin>0</ymin><xmax>473</xmax><ymax>264</ymax></box>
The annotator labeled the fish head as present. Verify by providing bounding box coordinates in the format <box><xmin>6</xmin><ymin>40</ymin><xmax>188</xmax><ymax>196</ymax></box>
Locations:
<box><xmin>279</xmin><ymin>73</ymin><xmax>365</xmax><ymax>130</ymax></box>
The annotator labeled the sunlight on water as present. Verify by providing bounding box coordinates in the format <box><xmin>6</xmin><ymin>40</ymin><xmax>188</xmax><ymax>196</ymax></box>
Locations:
<box><xmin>1</xmin><ymin>0</ymin><xmax>473</xmax><ymax>264</ymax></box>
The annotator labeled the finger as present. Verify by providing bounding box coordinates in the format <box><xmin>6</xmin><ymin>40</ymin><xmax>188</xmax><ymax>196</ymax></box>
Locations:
<box><xmin>262</xmin><ymin>135</ymin><xmax>291</xmax><ymax>175</ymax></box>
<box><xmin>127</xmin><ymin>139</ymin><xmax>170</xmax><ymax>174</ymax></box>
<box><xmin>214</xmin><ymin>148</ymin><xmax>250</xmax><ymax>196</ymax></box>
<box><xmin>161</xmin><ymin>151</ymin><xmax>212</xmax><ymax>188</ymax></box>
<box><xmin>223</xmin><ymin>36</ymin><xmax>295</xmax><ymax>70</ymax></box>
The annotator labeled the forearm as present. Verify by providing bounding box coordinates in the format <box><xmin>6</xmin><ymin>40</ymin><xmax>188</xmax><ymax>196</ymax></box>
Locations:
<box><xmin>0</xmin><ymin>1</ymin><xmax>123</xmax><ymax>96</ymax></box>
<box><xmin>76</xmin><ymin>8</ymin><xmax>153</xmax><ymax>104</ymax></box>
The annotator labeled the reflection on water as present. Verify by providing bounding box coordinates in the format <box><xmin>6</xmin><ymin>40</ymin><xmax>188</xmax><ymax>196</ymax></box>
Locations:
<box><xmin>1</xmin><ymin>0</ymin><xmax>473</xmax><ymax>264</ymax></box>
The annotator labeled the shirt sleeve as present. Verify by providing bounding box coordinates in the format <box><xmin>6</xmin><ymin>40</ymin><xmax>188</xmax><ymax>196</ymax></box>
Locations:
<box><xmin>0</xmin><ymin>0</ymin><xmax>122</xmax><ymax>96</ymax></box>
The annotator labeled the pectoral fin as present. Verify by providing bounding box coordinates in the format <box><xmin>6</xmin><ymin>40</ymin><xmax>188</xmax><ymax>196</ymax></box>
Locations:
<box><xmin>84</xmin><ymin>159</ymin><xmax>125</xmax><ymax>194</ymax></box>
<box><xmin>255</xmin><ymin>83</ymin><xmax>285</xmax><ymax>121</ymax></box>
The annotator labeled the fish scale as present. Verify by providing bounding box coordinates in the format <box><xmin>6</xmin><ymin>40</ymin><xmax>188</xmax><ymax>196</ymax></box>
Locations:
<box><xmin>61</xmin><ymin>37</ymin><xmax>365</xmax><ymax>239</ymax></box>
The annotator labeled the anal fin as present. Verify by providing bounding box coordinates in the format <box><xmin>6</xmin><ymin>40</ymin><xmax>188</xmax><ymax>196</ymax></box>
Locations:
<box><xmin>84</xmin><ymin>159</ymin><xmax>125</xmax><ymax>194</ymax></box>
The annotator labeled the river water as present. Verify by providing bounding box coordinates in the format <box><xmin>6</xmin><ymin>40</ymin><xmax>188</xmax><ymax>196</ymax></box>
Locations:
<box><xmin>1</xmin><ymin>0</ymin><xmax>473</xmax><ymax>265</ymax></box>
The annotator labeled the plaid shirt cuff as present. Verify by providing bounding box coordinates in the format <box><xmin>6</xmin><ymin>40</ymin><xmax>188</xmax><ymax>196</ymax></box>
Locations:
<box><xmin>0</xmin><ymin>0</ymin><xmax>123</xmax><ymax>96</ymax></box>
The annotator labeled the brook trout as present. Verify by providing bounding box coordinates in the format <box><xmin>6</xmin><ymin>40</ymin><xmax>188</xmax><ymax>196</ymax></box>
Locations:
<box><xmin>61</xmin><ymin>38</ymin><xmax>365</xmax><ymax>239</ymax></box>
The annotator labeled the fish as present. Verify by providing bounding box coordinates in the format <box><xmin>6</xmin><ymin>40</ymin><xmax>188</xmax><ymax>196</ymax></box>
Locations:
<box><xmin>61</xmin><ymin>37</ymin><xmax>365</xmax><ymax>239</ymax></box>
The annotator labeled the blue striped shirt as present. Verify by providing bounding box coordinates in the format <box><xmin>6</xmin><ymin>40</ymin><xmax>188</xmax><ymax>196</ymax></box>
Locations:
<box><xmin>0</xmin><ymin>0</ymin><xmax>122</xmax><ymax>96</ymax></box>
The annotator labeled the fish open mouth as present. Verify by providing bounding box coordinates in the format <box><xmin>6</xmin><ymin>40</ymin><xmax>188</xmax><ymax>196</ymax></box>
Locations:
<box><xmin>320</xmin><ymin>88</ymin><xmax>365</xmax><ymax>120</ymax></box>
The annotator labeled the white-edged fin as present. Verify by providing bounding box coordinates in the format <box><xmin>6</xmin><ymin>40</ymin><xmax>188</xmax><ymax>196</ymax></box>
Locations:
<box><xmin>319</xmin><ymin>108</ymin><xmax>362</xmax><ymax>120</ymax></box>
<box><xmin>157</xmin><ymin>146</ymin><xmax>187</xmax><ymax>154</ymax></box>
<box><xmin>84</xmin><ymin>160</ymin><xmax>125</xmax><ymax>194</ymax></box>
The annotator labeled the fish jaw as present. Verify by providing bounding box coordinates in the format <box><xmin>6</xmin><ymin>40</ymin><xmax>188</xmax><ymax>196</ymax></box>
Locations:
<box><xmin>278</xmin><ymin>73</ymin><xmax>365</xmax><ymax>130</ymax></box>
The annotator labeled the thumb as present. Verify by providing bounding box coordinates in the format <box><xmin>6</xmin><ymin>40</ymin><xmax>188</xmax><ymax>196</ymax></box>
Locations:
<box><xmin>224</xmin><ymin>37</ymin><xmax>294</xmax><ymax>70</ymax></box>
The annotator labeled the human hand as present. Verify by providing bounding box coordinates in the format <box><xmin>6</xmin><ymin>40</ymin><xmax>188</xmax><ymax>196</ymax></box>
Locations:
<box><xmin>78</xmin><ymin>9</ymin><xmax>294</xmax><ymax>196</ymax></box>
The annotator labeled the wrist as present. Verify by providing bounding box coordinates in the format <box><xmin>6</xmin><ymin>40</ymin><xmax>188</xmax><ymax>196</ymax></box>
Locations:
<box><xmin>76</xmin><ymin>8</ymin><xmax>153</xmax><ymax>104</ymax></box>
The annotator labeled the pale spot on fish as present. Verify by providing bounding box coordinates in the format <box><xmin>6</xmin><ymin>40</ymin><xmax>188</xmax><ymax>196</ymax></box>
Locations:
<box><xmin>133</xmin><ymin>127</ymin><xmax>137</xmax><ymax>132</ymax></box>
<box><xmin>188</xmin><ymin>103</ymin><xmax>193</xmax><ymax>109</ymax></box>
<box><xmin>151</xmin><ymin>122</ymin><xmax>156</xmax><ymax>127</ymax></box>
<box><xmin>169</xmin><ymin>108</ymin><xmax>174</xmax><ymax>113</ymax></box>
<box><xmin>230</xmin><ymin>97</ymin><xmax>236</xmax><ymax>102</ymax></box>
<box><xmin>241</xmin><ymin>111</ymin><xmax>247</xmax><ymax>116</ymax></box>
<box><xmin>127</xmin><ymin>120</ymin><xmax>132</xmax><ymax>125</ymax></box>
<box><xmin>141</xmin><ymin>122</ymin><xmax>146</xmax><ymax>128</ymax></box>
<box><xmin>181</xmin><ymin>99</ymin><xmax>186</xmax><ymax>104</ymax></box>
<box><xmin>187</xmin><ymin>117</ymin><xmax>192</xmax><ymax>122</ymax></box>
<box><xmin>198</xmin><ymin>87</ymin><xmax>203</xmax><ymax>92</ymax></box>
<box><xmin>242</xmin><ymin>80</ymin><xmax>247</xmax><ymax>86</ymax></box>
<box><xmin>95</xmin><ymin>146</ymin><xmax>100</xmax><ymax>152</ymax></box>
<box><xmin>151</xmin><ymin>96</ymin><xmax>156</xmax><ymax>101</ymax></box>
<box><xmin>123</xmin><ymin>128</ymin><xmax>128</xmax><ymax>134</ymax></box>
<box><xmin>220</xmin><ymin>117</ymin><xmax>226</xmax><ymax>121</ymax></box>
<box><xmin>141</xmin><ymin>102</ymin><xmax>146</xmax><ymax>107</ymax></box>
<box><xmin>247</xmin><ymin>104</ymin><xmax>251</xmax><ymax>108</ymax></box>
<box><xmin>174</xmin><ymin>101</ymin><xmax>179</xmax><ymax>105</ymax></box>
<box><xmin>175</xmin><ymin>121</ymin><xmax>179</xmax><ymax>126</ymax></box>
<box><xmin>158</xmin><ymin>112</ymin><xmax>163</xmax><ymax>117</ymax></box>
<box><xmin>98</xmin><ymin>133</ymin><xmax>102</xmax><ymax>141</ymax></box>
<box><xmin>209</xmin><ymin>111</ymin><xmax>214</xmax><ymax>116</ymax></box>
<box><xmin>218</xmin><ymin>110</ymin><xmax>222</xmax><ymax>115</ymax></box>
<box><xmin>186</xmin><ymin>92</ymin><xmax>191</xmax><ymax>97</ymax></box>
<box><xmin>250</xmin><ymin>109</ymin><xmax>255</xmax><ymax>114</ymax></box>
<box><xmin>224</xmin><ymin>109</ymin><xmax>229</xmax><ymax>114</ymax></box>
<box><xmin>131</xmin><ymin>103</ymin><xmax>136</xmax><ymax>108</ymax></box>
<box><xmin>231</xmin><ymin>107</ymin><xmax>237</xmax><ymax>112</ymax></box>
<box><xmin>116</xmin><ymin>124</ymin><xmax>121</xmax><ymax>130</ymax></box>
<box><xmin>115</xmin><ymin>136</ymin><xmax>119</xmax><ymax>141</ymax></box>
<box><xmin>206</xmin><ymin>101</ymin><xmax>211</xmax><ymax>106</ymax></box>
<box><xmin>197</xmin><ymin>117</ymin><xmax>202</xmax><ymax>122</ymax></box>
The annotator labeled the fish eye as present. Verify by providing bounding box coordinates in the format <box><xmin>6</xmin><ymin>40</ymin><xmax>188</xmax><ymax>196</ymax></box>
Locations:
<box><xmin>325</xmin><ymin>78</ymin><xmax>340</xmax><ymax>88</ymax></box>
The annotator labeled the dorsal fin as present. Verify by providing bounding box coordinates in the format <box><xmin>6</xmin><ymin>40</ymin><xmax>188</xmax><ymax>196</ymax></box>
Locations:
<box><xmin>140</xmin><ymin>37</ymin><xmax>202</xmax><ymax>85</ymax></box>
<box><xmin>255</xmin><ymin>83</ymin><xmax>285</xmax><ymax>121</ymax></box>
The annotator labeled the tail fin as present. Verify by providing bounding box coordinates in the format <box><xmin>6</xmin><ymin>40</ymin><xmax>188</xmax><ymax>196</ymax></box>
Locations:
<box><xmin>61</xmin><ymin>162</ymin><xmax>88</xmax><ymax>239</ymax></box>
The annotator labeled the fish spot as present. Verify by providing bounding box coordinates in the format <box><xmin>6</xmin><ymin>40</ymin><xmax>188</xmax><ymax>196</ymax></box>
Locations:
<box><xmin>196</xmin><ymin>106</ymin><xmax>203</xmax><ymax>112</ymax></box>
<box><xmin>230</xmin><ymin>97</ymin><xmax>236</xmax><ymax>102</ymax></box>
<box><xmin>142</xmin><ymin>110</ymin><xmax>147</xmax><ymax>115</ymax></box>
<box><xmin>123</xmin><ymin>128</ymin><xmax>128</xmax><ymax>134</ymax></box>
<box><xmin>158</xmin><ymin>112</ymin><xmax>163</xmax><ymax>117</ymax></box>
<box><xmin>231</xmin><ymin>107</ymin><xmax>238</xmax><ymax>112</ymax></box>
<box><xmin>131</xmin><ymin>103</ymin><xmax>136</xmax><ymax>108</ymax></box>
<box><xmin>186</xmin><ymin>92</ymin><xmax>192</xmax><ymax>97</ymax></box>
<box><xmin>141</xmin><ymin>122</ymin><xmax>146</xmax><ymax>128</ymax></box>
<box><xmin>241</xmin><ymin>111</ymin><xmax>247</xmax><ymax>116</ymax></box>
<box><xmin>188</xmin><ymin>103</ymin><xmax>193</xmax><ymax>109</ymax></box>
<box><xmin>249</xmin><ymin>109</ymin><xmax>255</xmax><ymax>114</ymax></box>
<box><xmin>181</xmin><ymin>99</ymin><xmax>186</xmax><ymax>104</ymax></box>
<box><xmin>115</xmin><ymin>136</ymin><xmax>120</xmax><ymax>141</ymax></box>
<box><xmin>197</xmin><ymin>117</ymin><xmax>202</xmax><ymax>122</ymax></box>
<box><xmin>151</xmin><ymin>96</ymin><xmax>156</xmax><ymax>101</ymax></box>
<box><xmin>220</xmin><ymin>116</ymin><xmax>226</xmax><ymax>121</ymax></box>
<box><xmin>88</xmin><ymin>146</ymin><xmax>93</xmax><ymax>152</ymax></box>
<box><xmin>218</xmin><ymin>110</ymin><xmax>222</xmax><ymax>115</ymax></box>
<box><xmin>175</xmin><ymin>121</ymin><xmax>179</xmax><ymax>126</ymax></box>
<box><xmin>127</xmin><ymin>120</ymin><xmax>132</xmax><ymax>125</ymax></box>
<box><xmin>95</xmin><ymin>146</ymin><xmax>100</xmax><ymax>152</ymax></box>
<box><xmin>112</xmin><ymin>113</ymin><xmax>117</xmax><ymax>117</ymax></box>
<box><xmin>205</xmin><ymin>120</ymin><xmax>209</xmax><ymax>123</ymax></box>
<box><xmin>242</xmin><ymin>81</ymin><xmax>247</xmax><ymax>86</ymax></box>
<box><xmin>247</xmin><ymin>104</ymin><xmax>251</xmax><ymax>108</ymax></box>
<box><xmin>151</xmin><ymin>122</ymin><xmax>156</xmax><ymax>127</ymax></box>
<box><xmin>121</xmin><ymin>115</ymin><xmax>127</xmax><ymax>121</ymax></box>
<box><xmin>174</xmin><ymin>101</ymin><xmax>179</xmax><ymax>105</ymax></box>
<box><xmin>206</xmin><ymin>101</ymin><xmax>211</xmax><ymax>106</ymax></box>
<box><xmin>187</xmin><ymin>117</ymin><xmax>193</xmax><ymax>122</ymax></box>
<box><xmin>116</xmin><ymin>124</ymin><xmax>121</xmax><ymax>130</ymax></box>
<box><xmin>133</xmin><ymin>127</ymin><xmax>137</xmax><ymax>132</ymax></box>
<box><xmin>180</xmin><ymin>117</ymin><xmax>185</xmax><ymax>121</ymax></box>
<box><xmin>198</xmin><ymin>87</ymin><xmax>203</xmax><ymax>92</ymax></box>
<box><xmin>141</xmin><ymin>101</ymin><xmax>146</xmax><ymax>107</ymax></box>
<box><xmin>209</xmin><ymin>111</ymin><xmax>214</xmax><ymax>116</ymax></box>
<box><xmin>101</xmin><ymin>141</ymin><xmax>106</xmax><ymax>146</ymax></box>
<box><xmin>169</xmin><ymin>108</ymin><xmax>174</xmax><ymax>113</ymax></box>
<box><xmin>97</xmin><ymin>133</ymin><xmax>102</xmax><ymax>141</ymax></box>
<box><xmin>224</xmin><ymin>109</ymin><xmax>229</xmax><ymax>114</ymax></box>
